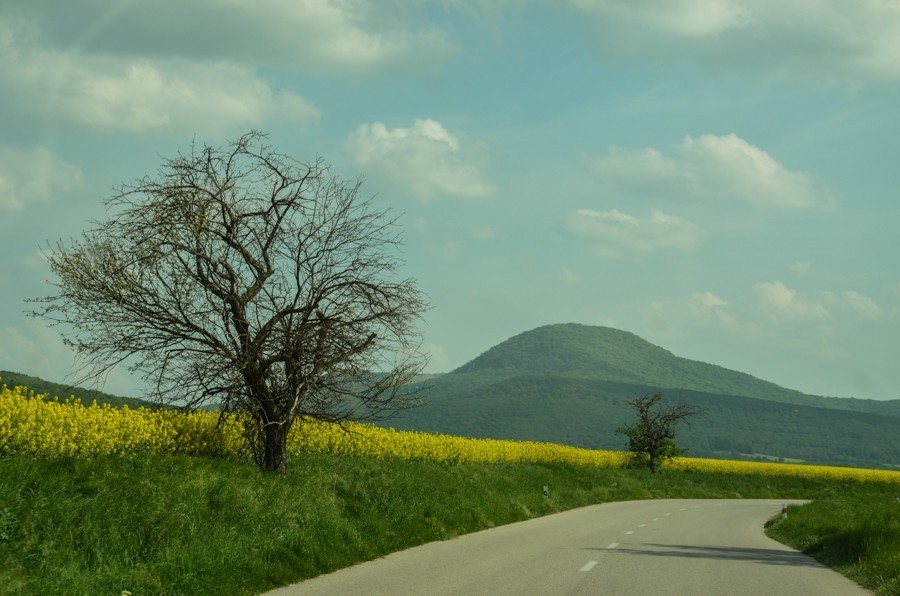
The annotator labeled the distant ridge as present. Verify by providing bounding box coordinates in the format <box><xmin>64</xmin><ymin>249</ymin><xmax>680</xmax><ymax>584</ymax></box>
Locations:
<box><xmin>454</xmin><ymin>323</ymin><xmax>897</xmax><ymax>415</ymax></box>
<box><xmin>0</xmin><ymin>370</ymin><xmax>157</xmax><ymax>409</ymax></box>
<box><xmin>386</xmin><ymin>324</ymin><xmax>900</xmax><ymax>468</ymax></box>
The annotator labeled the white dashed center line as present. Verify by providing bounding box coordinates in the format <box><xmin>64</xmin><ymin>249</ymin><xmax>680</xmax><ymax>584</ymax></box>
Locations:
<box><xmin>607</xmin><ymin>542</ymin><xmax>619</xmax><ymax>549</ymax></box>
<box><xmin>580</xmin><ymin>561</ymin><xmax>598</xmax><ymax>572</ymax></box>
<box><xmin>638</xmin><ymin>524</ymin><xmax>646</xmax><ymax>528</ymax></box>
<box><xmin>625</xmin><ymin>531</ymin><xmax>634</xmax><ymax>535</ymax></box>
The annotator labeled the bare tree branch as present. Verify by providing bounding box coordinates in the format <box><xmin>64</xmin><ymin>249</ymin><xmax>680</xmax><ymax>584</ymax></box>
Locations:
<box><xmin>29</xmin><ymin>131</ymin><xmax>429</xmax><ymax>475</ymax></box>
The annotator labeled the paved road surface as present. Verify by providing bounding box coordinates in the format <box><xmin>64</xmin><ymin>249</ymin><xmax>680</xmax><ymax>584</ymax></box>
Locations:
<box><xmin>265</xmin><ymin>499</ymin><xmax>869</xmax><ymax>595</ymax></box>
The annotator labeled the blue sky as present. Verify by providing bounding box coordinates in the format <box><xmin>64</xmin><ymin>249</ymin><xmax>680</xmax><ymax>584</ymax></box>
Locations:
<box><xmin>1</xmin><ymin>0</ymin><xmax>898</xmax><ymax>400</ymax></box>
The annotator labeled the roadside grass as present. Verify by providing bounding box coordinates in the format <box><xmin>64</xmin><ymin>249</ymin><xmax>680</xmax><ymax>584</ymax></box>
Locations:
<box><xmin>766</xmin><ymin>497</ymin><xmax>900</xmax><ymax>596</ymax></box>
<box><xmin>1</xmin><ymin>453</ymin><xmax>897</xmax><ymax>595</ymax></box>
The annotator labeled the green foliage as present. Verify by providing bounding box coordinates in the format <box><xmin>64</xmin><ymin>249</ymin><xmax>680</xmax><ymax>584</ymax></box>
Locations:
<box><xmin>0</xmin><ymin>452</ymin><xmax>896</xmax><ymax>594</ymax></box>
<box><xmin>616</xmin><ymin>392</ymin><xmax>701</xmax><ymax>472</ymax></box>
<box><xmin>767</xmin><ymin>497</ymin><xmax>900</xmax><ymax>595</ymax></box>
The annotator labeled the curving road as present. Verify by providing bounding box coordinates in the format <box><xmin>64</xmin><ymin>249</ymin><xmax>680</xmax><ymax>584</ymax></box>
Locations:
<box><xmin>265</xmin><ymin>499</ymin><xmax>869</xmax><ymax>596</ymax></box>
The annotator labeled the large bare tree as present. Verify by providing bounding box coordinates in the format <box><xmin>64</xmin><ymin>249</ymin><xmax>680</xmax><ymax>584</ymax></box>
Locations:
<box><xmin>30</xmin><ymin>132</ymin><xmax>429</xmax><ymax>475</ymax></box>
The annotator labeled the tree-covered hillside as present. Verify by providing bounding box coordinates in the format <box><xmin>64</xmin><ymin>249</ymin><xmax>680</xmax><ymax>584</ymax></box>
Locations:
<box><xmin>453</xmin><ymin>324</ymin><xmax>900</xmax><ymax>416</ymax></box>
<box><xmin>384</xmin><ymin>324</ymin><xmax>900</xmax><ymax>468</ymax></box>
<box><xmin>0</xmin><ymin>370</ymin><xmax>156</xmax><ymax>409</ymax></box>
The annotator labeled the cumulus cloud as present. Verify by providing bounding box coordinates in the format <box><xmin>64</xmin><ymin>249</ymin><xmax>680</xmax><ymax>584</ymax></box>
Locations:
<box><xmin>753</xmin><ymin>281</ymin><xmax>830</xmax><ymax>323</ymax></box>
<box><xmin>0</xmin><ymin>146</ymin><xmax>84</xmax><ymax>212</ymax></box>
<box><xmin>673</xmin><ymin>291</ymin><xmax>746</xmax><ymax>334</ymax></box>
<box><xmin>693</xmin><ymin>291</ymin><xmax>728</xmax><ymax>308</ymax></box>
<box><xmin>836</xmin><ymin>290</ymin><xmax>883</xmax><ymax>322</ymax></box>
<box><xmin>592</xmin><ymin>134</ymin><xmax>834</xmax><ymax>209</ymax></box>
<box><xmin>347</xmin><ymin>119</ymin><xmax>496</xmax><ymax>201</ymax></box>
<box><xmin>564</xmin><ymin>0</ymin><xmax>900</xmax><ymax>82</ymax></box>
<box><xmin>424</xmin><ymin>343</ymin><xmax>450</xmax><ymax>372</ymax></box>
<box><xmin>565</xmin><ymin>208</ymin><xmax>703</xmax><ymax>258</ymax></box>
<box><xmin>5</xmin><ymin>0</ymin><xmax>452</xmax><ymax>75</ymax></box>
<box><xmin>569</xmin><ymin>0</ymin><xmax>751</xmax><ymax>37</ymax></box>
<box><xmin>0</xmin><ymin>24</ymin><xmax>319</xmax><ymax>134</ymax></box>
<box><xmin>559</xmin><ymin>267</ymin><xmax>582</xmax><ymax>285</ymax></box>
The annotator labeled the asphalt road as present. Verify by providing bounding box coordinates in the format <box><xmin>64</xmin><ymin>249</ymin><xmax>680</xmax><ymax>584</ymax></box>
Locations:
<box><xmin>265</xmin><ymin>499</ymin><xmax>870</xmax><ymax>596</ymax></box>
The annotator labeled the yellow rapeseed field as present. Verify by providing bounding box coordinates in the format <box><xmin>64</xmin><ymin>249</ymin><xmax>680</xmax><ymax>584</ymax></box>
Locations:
<box><xmin>1</xmin><ymin>382</ymin><xmax>897</xmax><ymax>484</ymax></box>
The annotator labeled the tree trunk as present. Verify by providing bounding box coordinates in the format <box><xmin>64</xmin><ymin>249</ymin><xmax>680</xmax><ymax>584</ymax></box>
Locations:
<box><xmin>263</xmin><ymin>421</ymin><xmax>291</xmax><ymax>476</ymax></box>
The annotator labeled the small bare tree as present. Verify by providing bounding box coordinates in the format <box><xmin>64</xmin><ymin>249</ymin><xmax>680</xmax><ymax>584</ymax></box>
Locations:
<box><xmin>616</xmin><ymin>392</ymin><xmax>704</xmax><ymax>472</ymax></box>
<box><xmin>30</xmin><ymin>131</ymin><xmax>428</xmax><ymax>475</ymax></box>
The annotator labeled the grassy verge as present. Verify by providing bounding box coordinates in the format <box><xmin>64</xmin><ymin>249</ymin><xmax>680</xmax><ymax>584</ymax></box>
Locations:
<box><xmin>0</xmin><ymin>453</ymin><xmax>896</xmax><ymax>595</ymax></box>
<box><xmin>766</xmin><ymin>497</ymin><xmax>900</xmax><ymax>595</ymax></box>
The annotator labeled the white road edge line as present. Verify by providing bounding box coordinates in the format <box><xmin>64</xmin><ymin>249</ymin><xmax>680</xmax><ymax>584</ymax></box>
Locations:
<box><xmin>607</xmin><ymin>542</ymin><xmax>619</xmax><ymax>549</ymax></box>
<box><xmin>579</xmin><ymin>561</ymin><xmax>598</xmax><ymax>572</ymax></box>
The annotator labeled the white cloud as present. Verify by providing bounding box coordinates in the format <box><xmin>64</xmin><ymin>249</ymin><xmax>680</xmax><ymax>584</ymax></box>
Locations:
<box><xmin>753</xmin><ymin>281</ymin><xmax>830</xmax><ymax>323</ymax></box>
<box><xmin>569</xmin><ymin>0</ymin><xmax>751</xmax><ymax>37</ymax></box>
<box><xmin>559</xmin><ymin>267</ymin><xmax>582</xmax><ymax>285</ymax></box>
<box><xmin>838</xmin><ymin>290</ymin><xmax>883</xmax><ymax>322</ymax></box>
<box><xmin>0</xmin><ymin>24</ymin><xmax>319</xmax><ymax>134</ymax></box>
<box><xmin>693</xmin><ymin>291</ymin><xmax>728</xmax><ymax>308</ymax></box>
<box><xmin>471</xmin><ymin>225</ymin><xmax>503</xmax><ymax>241</ymax></box>
<box><xmin>790</xmin><ymin>261</ymin><xmax>811</xmax><ymax>277</ymax></box>
<box><xmin>0</xmin><ymin>322</ymin><xmax>74</xmax><ymax>385</ymax></box>
<box><xmin>347</xmin><ymin>119</ymin><xmax>496</xmax><ymax>201</ymax></box>
<box><xmin>0</xmin><ymin>146</ymin><xmax>84</xmax><ymax>212</ymax></box>
<box><xmin>565</xmin><ymin>208</ymin><xmax>703</xmax><ymax>258</ymax></box>
<box><xmin>593</xmin><ymin>134</ymin><xmax>833</xmax><ymax>209</ymax></box>
<box><xmin>5</xmin><ymin>0</ymin><xmax>452</xmax><ymax>76</ymax></box>
<box><xmin>424</xmin><ymin>342</ymin><xmax>450</xmax><ymax>372</ymax></box>
<box><xmin>0</xmin><ymin>320</ymin><xmax>142</xmax><ymax>396</ymax></box>
<box><xmin>565</xmin><ymin>0</ymin><xmax>900</xmax><ymax>82</ymax></box>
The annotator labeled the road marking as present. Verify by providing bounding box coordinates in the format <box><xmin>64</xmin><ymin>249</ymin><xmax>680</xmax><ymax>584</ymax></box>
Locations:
<box><xmin>679</xmin><ymin>508</ymin><xmax>687</xmax><ymax>511</ymax></box>
<box><xmin>638</xmin><ymin>524</ymin><xmax>646</xmax><ymax>528</ymax></box>
<box><xmin>652</xmin><ymin>518</ymin><xmax>659</xmax><ymax>522</ymax></box>
<box><xmin>625</xmin><ymin>530</ymin><xmax>634</xmax><ymax>535</ymax></box>
<box><xmin>607</xmin><ymin>542</ymin><xmax>619</xmax><ymax>549</ymax></box>
<box><xmin>579</xmin><ymin>561</ymin><xmax>598</xmax><ymax>572</ymax></box>
<box><xmin>664</xmin><ymin>513</ymin><xmax>672</xmax><ymax>516</ymax></box>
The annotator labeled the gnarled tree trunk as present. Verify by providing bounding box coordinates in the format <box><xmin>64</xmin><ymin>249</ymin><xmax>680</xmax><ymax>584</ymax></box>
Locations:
<box><xmin>263</xmin><ymin>421</ymin><xmax>291</xmax><ymax>477</ymax></box>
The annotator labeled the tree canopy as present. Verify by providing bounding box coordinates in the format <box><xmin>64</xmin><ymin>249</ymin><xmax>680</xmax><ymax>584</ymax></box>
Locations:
<box><xmin>31</xmin><ymin>132</ymin><xmax>429</xmax><ymax>475</ymax></box>
<box><xmin>616</xmin><ymin>392</ymin><xmax>704</xmax><ymax>472</ymax></box>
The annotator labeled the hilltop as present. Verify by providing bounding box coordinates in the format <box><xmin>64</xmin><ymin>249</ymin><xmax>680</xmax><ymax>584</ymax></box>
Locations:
<box><xmin>386</xmin><ymin>324</ymin><xmax>900</xmax><ymax>467</ymax></box>
<box><xmin>454</xmin><ymin>324</ymin><xmax>898</xmax><ymax>415</ymax></box>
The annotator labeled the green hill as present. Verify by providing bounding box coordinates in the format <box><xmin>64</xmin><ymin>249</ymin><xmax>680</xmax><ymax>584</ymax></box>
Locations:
<box><xmin>455</xmin><ymin>324</ymin><xmax>900</xmax><ymax>415</ymax></box>
<box><xmin>385</xmin><ymin>324</ymin><xmax>900</xmax><ymax>468</ymax></box>
<box><xmin>0</xmin><ymin>370</ymin><xmax>158</xmax><ymax>409</ymax></box>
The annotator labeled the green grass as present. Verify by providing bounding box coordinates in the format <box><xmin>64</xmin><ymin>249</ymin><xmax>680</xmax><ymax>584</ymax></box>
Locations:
<box><xmin>766</xmin><ymin>497</ymin><xmax>900</xmax><ymax>595</ymax></box>
<box><xmin>0</xmin><ymin>453</ymin><xmax>896</xmax><ymax>595</ymax></box>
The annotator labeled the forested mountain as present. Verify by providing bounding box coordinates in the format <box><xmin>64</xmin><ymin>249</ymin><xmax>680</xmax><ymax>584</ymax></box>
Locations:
<box><xmin>385</xmin><ymin>324</ymin><xmax>900</xmax><ymax>468</ymax></box>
